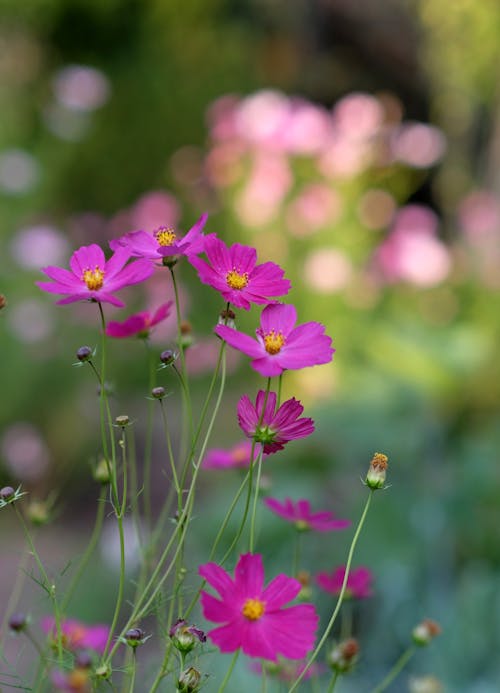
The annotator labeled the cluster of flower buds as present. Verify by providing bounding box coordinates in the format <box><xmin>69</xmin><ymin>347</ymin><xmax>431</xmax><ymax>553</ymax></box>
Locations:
<box><xmin>327</xmin><ymin>637</ymin><xmax>360</xmax><ymax>674</ymax></box>
<box><xmin>412</xmin><ymin>619</ymin><xmax>442</xmax><ymax>647</ymax></box>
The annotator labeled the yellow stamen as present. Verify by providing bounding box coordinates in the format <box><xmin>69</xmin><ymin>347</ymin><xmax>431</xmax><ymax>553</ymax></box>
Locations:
<box><xmin>155</xmin><ymin>227</ymin><xmax>177</xmax><ymax>246</ymax></box>
<box><xmin>226</xmin><ymin>269</ymin><xmax>249</xmax><ymax>290</ymax></box>
<box><xmin>242</xmin><ymin>598</ymin><xmax>265</xmax><ymax>621</ymax></box>
<box><xmin>83</xmin><ymin>267</ymin><xmax>104</xmax><ymax>291</ymax></box>
<box><xmin>263</xmin><ymin>330</ymin><xmax>285</xmax><ymax>355</ymax></box>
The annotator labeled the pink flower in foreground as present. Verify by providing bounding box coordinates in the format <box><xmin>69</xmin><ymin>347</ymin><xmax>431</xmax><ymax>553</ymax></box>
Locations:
<box><xmin>109</xmin><ymin>213</ymin><xmax>208</xmax><ymax>261</ymax></box>
<box><xmin>202</xmin><ymin>440</ymin><xmax>264</xmax><ymax>469</ymax></box>
<box><xmin>264</xmin><ymin>497</ymin><xmax>351</xmax><ymax>532</ymax></box>
<box><xmin>188</xmin><ymin>234</ymin><xmax>291</xmax><ymax>310</ymax></box>
<box><xmin>36</xmin><ymin>244</ymin><xmax>153</xmax><ymax>307</ymax></box>
<box><xmin>215</xmin><ymin>303</ymin><xmax>334</xmax><ymax>377</ymax></box>
<box><xmin>41</xmin><ymin>617</ymin><xmax>109</xmax><ymax>653</ymax></box>
<box><xmin>105</xmin><ymin>301</ymin><xmax>173</xmax><ymax>338</ymax></box>
<box><xmin>316</xmin><ymin>566</ymin><xmax>373</xmax><ymax>599</ymax></box>
<box><xmin>199</xmin><ymin>553</ymin><xmax>319</xmax><ymax>661</ymax></box>
<box><xmin>237</xmin><ymin>390</ymin><xmax>314</xmax><ymax>454</ymax></box>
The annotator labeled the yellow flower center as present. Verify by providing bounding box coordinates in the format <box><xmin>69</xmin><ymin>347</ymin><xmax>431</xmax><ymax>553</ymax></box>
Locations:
<box><xmin>83</xmin><ymin>267</ymin><xmax>105</xmax><ymax>291</ymax></box>
<box><xmin>68</xmin><ymin>669</ymin><xmax>89</xmax><ymax>690</ymax></box>
<box><xmin>242</xmin><ymin>598</ymin><xmax>265</xmax><ymax>621</ymax></box>
<box><xmin>226</xmin><ymin>269</ymin><xmax>249</xmax><ymax>290</ymax></box>
<box><xmin>155</xmin><ymin>227</ymin><xmax>177</xmax><ymax>246</ymax></box>
<box><xmin>263</xmin><ymin>330</ymin><xmax>285</xmax><ymax>355</ymax></box>
<box><xmin>231</xmin><ymin>444</ymin><xmax>248</xmax><ymax>464</ymax></box>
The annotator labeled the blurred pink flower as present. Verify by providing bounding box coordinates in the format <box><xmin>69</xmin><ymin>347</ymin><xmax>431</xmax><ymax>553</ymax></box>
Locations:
<box><xmin>42</xmin><ymin>617</ymin><xmax>109</xmax><ymax>654</ymax></box>
<box><xmin>237</xmin><ymin>390</ymin><xmax>314</xmax><ymax>455</ymax></box>
<box><xmin>37</xmin><ymin>244</ymin><xmax>153</xmax><ymax>307</ymax></box>
<box><xmin>235</xmin><ymin>90</ymin><xmax>291</xmax><ymax>149</ymax></box>
<box><xmin>130</xmin><ymin>190</ymin><xmax>181</xmax><ymax>231</ymax></box>
<box><xmin>1</xmin><ymin>422</ymin><xmax>50</xmax><ymax>481</ymax></box>
<box><xmin>199</xmin><ymin>552</ymin><xmax>319</xmax><ymax>661</ymax></box>
<box><xmin>215</xmin><ymin>304</ymin><xmax>333</xmax><ymax>377</ymax></box>
<box><xmin>11</xmin><ymin>224</ymin><xmax>69</xmax><ymax>269</ymax></box>
<box><xmin>190</xmin><ymin>235</ymin><xmax>290</xmax><ymax>309</ymax></box>
<box><xmin>105</xmin><ymin>302</ymin><xmax>173</xmax><ymax>338</ymax></box>
<box><xmin>391</xmin><ymin>122</ymin><xmax>446</xmax><ymax>168</ymax></box>
<box><xmin>458</xmin><ymin>190</ymin><xmax>500</xmax><ymax>237</ymax></box>
<box><xmin>202</xmin><ymin>441</ymin><xmax>263</xmax><ymax>469</ymax></box>
<box><xmin>264</xmin><ymin>497</ymin><xmax>351</xmax><ymax>532</ymax></box>
<box><xmin>286</xmin><ymin>184</ymin><xmax>341</xmax><ymax>236</ymax></box>
<box><xmin>235</xmin><ymin>152</ymin><xmax>292</xmax><ymax>227</ymax></box>
<box><xmin>303</xmin><ymin>249</ymin><xmax>352</xmax><ymax>294</ymax></box>
<box><xmin>52</xmin><ymin>64</ymin><xmax>110</xmax><ymax>112</ymax></box>
<box><xmin>333</xmin><ymin>92</ymin><xmax>384</xmax><ymax>141</ymax></box>
<box><xmin>110</xmin><ymin>214</ymin><xmax>207</xmax><ymax>261</ymax></box>
<box><xmin>316</xmin><ymin>566</ymin><xmax>373</xmax><ymax>599</ymax></box>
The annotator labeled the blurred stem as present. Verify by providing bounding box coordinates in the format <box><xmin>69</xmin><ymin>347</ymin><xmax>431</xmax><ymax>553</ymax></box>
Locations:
<box><xmin>326</xmin><ymin>671</ymin><xmax>340</xmax><ymax>693</ymax></box>
<box><xmin>292</xmin><ymin>530</ymin><xmax>303</xmax><ymax>577</ymax></box>
<box><xmin>217</xmin><ymin>651</ymin><xmax>239</xmax><ymax>693</ymax></box>
<box><xmin>288</xmin><ymin>490</ymin><xmax>374</xmax><ymax>692</ymax></box>
<box><xmin>61</xmin><ymin>485</ymin><xmax>107</xmax><ymax>611</ymax></box>
<box><xmin>248</xmin><ymin>380</ymin><xmax>271</xmax><ymax>553</ymax></box>
<box><xmin>368</xmin><ymin>646</ymin><xmax>416</xmax><ymax>693</ymax></box>
<box><xmin>169</xmin><ymin>266</ymin><xmax>194</xmax><ymax>439</ymax></box>
<box><xmin>128</xmin><ymin>649</ymin><xmax>137</xmax><ymax>693</ymax></box>
<box><xmin>261</xmin><ymin>666</ymin><xmax>267</xmax><ymax>693</ymax></box>
<box><xmin>158</xmin><ymin>399</ymin><xmax>181</xmax><ymax>500</ymax></box>
<box><xmin>0</xmin><ymin>539</ymin><xmax>30</xmax><ymax>645</ymax></box>
<box><xmin>142</xmin><ymin>339</ymin><xmax>157</xmax><ymax>529</ymax></box>
<box><xmin>340</xmin><ymin>602</ymin><xmax>353</xmax><ymax>640</ymax></box>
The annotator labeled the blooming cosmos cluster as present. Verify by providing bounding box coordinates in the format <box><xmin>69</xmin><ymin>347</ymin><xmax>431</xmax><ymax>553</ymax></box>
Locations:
<box><xmin>36</xmin><ymin>213</ymin><xmax>338</xmax><ymax>665</ymax></box>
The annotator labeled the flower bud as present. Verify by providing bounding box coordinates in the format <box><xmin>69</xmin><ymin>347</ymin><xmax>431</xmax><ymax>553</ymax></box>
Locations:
<box><xmin>365</xmin><ymin>452</ymin><xmax>388</xmax><ymax>489</ymax></box>
<box><xmin>218</xmin><ymin>308</ymin><xmax>236</xmax><ymax>329</ymax></box>
<box><xmin>95</xmin><ymin>664</ymin><xmax>111</xmax><ymax>679</ymax></box>
<box><xmin>93</xmin><ymin>458</ymin><xmax>111</xmax><ymax>484</ymax></box>
<box><xmin>412</xmin><ymin>619</ymin><xmax>442</xmax><ymax>646</ymax></box>
<box><xmin>327</xmin><ymin>638</ymin><xmax>359</xmax><ymax>673</ymax></box>
<box><xmin>123</xmin><ymin>627</ymin><xmax>148</xmax><ymax>648</ymax></box>
<box><xmin>169</xmin><ymin>619</ymin><xmax>206</xmax><ymax>653</ymax></box>
<box><xmin>27</xmin><ymin>500</ymin><xmax>50</xmax><ymax>526</ymax></box>
<box><xmin>296</xmin><ymin>571</ymin><xmax>313</xmax><ymax>601</ymax></box>
<box><xmin>115</xmin><ymin>415</ymin><xmax>129</xmax><ymax>428</ymax></box>
<box><xmin>76</xmin><ymin>346</ymin><xmax>93</xmax><ymax>362</ymax></box>
<box><xmin>151</xmin><ymin>386</ymin><xmax>166</xmax><ymax>400</ymax></box>
<box><xmin>162</xmin><ymin>255</ymin><xmax>179</xmax><ymax>268</ymax></box>
<box><xmin>0</xmin><ymin>294</ymin><xmax>7</xmax><ymax>310</ymax></box>
<box><xmin>0</xmin><ymin>486</ymin><xmax>15</xmax><ymax>502</ymax></box>
<box><xmin>179</xmin><ymin>321</ymin><xmax>193</xmax><ymax>349</ymax></box>
<box><xmin>409</xmin><ymin>675</ymin><xmax>444</xmax><ymax>693</ymax></box>
<box><xmin>177</xmin><ymin>667</ymin><xmax>202</xmax><ymax>693</ymax></box>
<box><xmin>160</xmin><ymin>349</ymin><xmax>176</xmax><ymax>366</ymax></box>
<box><xmin>8</xmin><ymin>613</ymin><xmax>28</xmax><ymax>632</ymax></box>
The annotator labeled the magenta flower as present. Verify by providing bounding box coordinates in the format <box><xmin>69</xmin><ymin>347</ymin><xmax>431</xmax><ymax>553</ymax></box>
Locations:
<box><xmin>199</xmin><ymin>553</ymin><xmax>319</xmax><ymax>661</ymax></box>
<box><xmin>215</xmin><ymin>303</ymin><xmax>334</xmax><ymax>377</ymax></box>
<box><xmin>109</xmin><ymin>213</ymin><xmax>208</xmax><ymax>260</ymax></box>
<box><xmin>188</xmin><ymin>234</ymin><xmax>291</xmax><ymax>310</ymax></box>
<box><xmin>105</xmin><ymin>301</ymin><xmax>173</xmax><ymax>338</ymax></box>
<box><xmin>237</xmin><ymin>390</ymin><xmax>314</xmax><ymax>454</ymax></box>
<box><xmin>264</xmin><ymin>497</ymin><xmax>351</xmax><ymax>532</ymax></box>
<box><xmin>202</xmin><ymin>440</ymin><xmax>264</xmax><ymax>469</ymax></box>
<box><xmin>316</xmin><ymin>566</ymin><xmax>373</xmax><ymax>599</ymax></box>
<box><xmin>36</xmin><ymin>244</ymin><xmax>153</xmax><ymax>308</ymax></box>
<box><xmin>41</xmin><ymin>617</ymin><xmax>110</xmax><ymax>653</ymax></box>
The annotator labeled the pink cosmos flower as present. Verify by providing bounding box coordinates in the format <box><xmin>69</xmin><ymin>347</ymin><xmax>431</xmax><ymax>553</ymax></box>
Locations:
<box><xmin>105</xmin><ymin>301</ymin><xmax>173</xmax><ymax>338</ymax></box>
<box><xmin>199</xmin><ymin>552</ymin><xmax>319</xmax><ymax>661</ymax></box>
<box><xmin>109</xmin><ymin>213</ymin><xmax>207</xmax><ymax>261</ymax></box>
<box><xmin>316</xmin><ymin>566</ymin><xmax>373</xmax><ymax>599</ymax></box>
<box><xmin>215</xmin><ymin>303</ymin><xmax>334</xmax><ymax>377</ymax></box>
<box><xmin>237</xmin><ymin>390</ymin><xmax>314</xmax><ymax>454</ymax></box>
<box><xmin>188</xmin><ymin>234</ymin><xmax>291</xmax><ymax>310</ymax></box>
<box><xmin>41</xmin><ymin>617</ymin><xmax>110</xmax><ymax>653</ymax></box>
<box><xmin>202</xmin><ymin>440</ymin><xmax>263</xmax><ymax>469</ymax></box>
<box><xmin>36</xmin><ymin>244</ymin><xmax>153</xmax><ymax>308</ymax></box>
<box><xmin>264</xmin><ymin>497</ymin><xmax>351</xmax><ymax>532</ymax></box>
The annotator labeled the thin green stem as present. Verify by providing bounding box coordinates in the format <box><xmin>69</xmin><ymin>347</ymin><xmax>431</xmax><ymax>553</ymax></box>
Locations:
<box><xmin>217</xmin><ymin>651</ymin><xmax>239</xmax><ymax>693</ymax></box>
<box><xmin>169</xmin><ymin>266</ymin><xmax>194</xmax><ymax>439</ymax></box>
<box><xmin>368</xmin><ymin>646</ymin><xmax>416</xmax><ymax>693</ymax></box>
<box><xmin>128</xmin><ymin>650</ymin><xmax>137</xmax><ymax>693</ymax></box>
<box><xmin>288</xmin><ymin>490</ymin><xmax>374</xmax><ymax>692</ymax></box>
<box><xmin>292</xmin><ymin>530</ymin><xmax>303</xmax><ymax>578</ymax></box>
<box><xmin>142</xmin><ymin>341</ymin><xmax>156</xmax><ymax>529</ymax></box>
<box><xmin>326</xmin><ymin>670</ymin><xmax>340</xmax><ymax>693</ymax></box>
<box><xmin>158</xmin><ymin>399</ymin><xmax>180</xmax><ymax>498</ymax></box>
<box><xmin>249</xmin><ymin>450</ymin><xmax>264</xmax><ymax>552</ymax></box>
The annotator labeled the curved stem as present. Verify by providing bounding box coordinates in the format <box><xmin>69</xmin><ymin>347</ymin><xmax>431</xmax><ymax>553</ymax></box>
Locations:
<box><xmin>326</xmin><ymin>670</ymin><xmax>340</xmax><ymax>693</ymax></box>
<box><xmin>217</xmin><ymin>651</ymin><xmax>239</xmax><ymax>693</ymax></box>
<box><xmin>368</xmin><ymin>646</ymin><xmax>416</xmax><ymax>693</ymax></box>
<box><xmin>288</xmin><ymin>490</ymin><xmax>374</xmax><ymax>692</ymax></box>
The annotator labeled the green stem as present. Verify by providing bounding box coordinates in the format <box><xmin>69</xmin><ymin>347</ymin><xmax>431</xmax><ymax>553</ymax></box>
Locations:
<box><xmin>368</xmin><ymin>646</ymin><xmax>416</xmax><ymax>693</ymax></box>
<box><xmin>292</xmin><ymin>530</ymin><xmax>303</xmax><ymax>578</ymax></box>
<box><xmin>249</xmin><ymin>450</ymin><xmax>264</xmax><ymax>552</ymax></box>
<box><xmin>142</xmin><ymin>341</ymin><xmax>156</xmax><ymax>529</ymax></box>
<box><xmin>217</xmin><ymin>651</ymin><xmax>239</xmax><ymax>693</ymax></box>
<box><xmin>158</xmin><ymin>399</ymin><xmax>180</xmax><ymax>499</ymax></box>
<box><xmin>169</xmin><ymin>266</ymin><xmax>194</xmax><ymax>438</ymax></box>
<box><xmin>326</xmin><ymin>670</ymin><xmax>340</xmax><ymax>693</ymax></box>
<box><xmin>128</xmin><ymin>650</ymin><xmax>137</xmax><ymax>693</ymax></box>
<box><xmin>288</xmin><ymin>491</ymin><xmax>374</xmax><ymax>692</ymax></box>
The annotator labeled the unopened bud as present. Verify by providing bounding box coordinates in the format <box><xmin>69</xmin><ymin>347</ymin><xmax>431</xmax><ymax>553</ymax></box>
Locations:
<box><xmin>218</xmin><ymin>308</ymin><xmax>236</xmax><ymax>329</ymax></box>
<box><xmin>169</xmin><ymin>619</ymin><xmax>206</xmax><ymax>653</ymax></box>
<box><xmin>115</xmin><ymin>415</ymin><xmax>129</xmax><ymax>427</ymax></box>
<box><xmin>151</xmin><ymin>386</ymin><xmax>166</xmax><ymax>400</ymax></box>
<box><xmin>124</xmin><ymin>627</ymin><xmax>147</xmax><ymax>648</ymax></box>
<box><xmin>296</xmin><ymin>571</ymin><xmax>312</xmax><ymax>600</ymax></box>
<box><xmin>95</xmin><ymin>664</ymin><xmax>111</xmax><ymax>679</ymax></box>
<box><xmin>27</xmin><ymin>500</ymin><xmax>50</xmax><ymax>526</ymax></box>
<box><xmin>177</xmin><ymin>666</ymin><xmax>201</xmax><ymax>693</ymax></box>
<box><xmin>160</xmin><ymin>349</ymin><xmax>176</xmax><ymax>365</ymax></box>
<box><xmin>366</xmin><ymin>452</ymin><xmax>388</xmax><ymax>489</ymax></box>
<box><xmin>179</xmin><ymin>321</ymin><xmax>193</xmax><ymax>349</ymax></box>
<box><xmin>93</xmin><ymin>458</ymin><xmax>111</xmax><ymax>484</ymax></box>
<box><xmin>0</xmin><ymin>294</ymin><xmax>7</xmax><ymax>310</ymax></box>
<box><xmin>0</xmin><ymin>486</ymin><xmax>15</xmax><ymax>502</ymax></box>
<box><xmin>327</xmin><ymin>638</ymin><xmax>359</xmax><ymax>673</ymax></box>
<box><xmin>76</xmin><ymin>346</ymin><xmax>93</xmax><ymax>362</ymax></box>
<box><xmin>8</xmin><ymin>613</ymin><xmax>28</xmax><ymax>632</ymax></box>
<box><xmin>412</xmin><ymin>619</ymin><xmax>442</xmax><ymax>646</ymax></box>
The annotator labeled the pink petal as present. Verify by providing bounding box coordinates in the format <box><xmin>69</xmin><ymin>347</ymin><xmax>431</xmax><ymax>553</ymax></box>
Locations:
<box><xmin>104</xmin><ymin>258</ymin><xmax>153</xmax><ymax>291</ymax></box>
<box><xmin>240</xmin><ymin>619</ymin><xmax>279</xmax><ymax>661</ymax></box>
<box><xmin>40</xmin><ymin>266</ymin><xmax>80</xmax><ymax>286</ymax></box>
<box><xmin>260</xmin><ymin>303</ymin><xmax>297</xmax><ymax>336</ymax></box>
<box><xmin>104</xmin><ymin>246</ymin><xmax>133</xmax><ymax>278</ymax></box>
<box><xmin>262</xmin><ymin>605</ymin><xmax>318</xmax><ymax>659</ymax></box>
<box><xmin>214</xmin><ymin>325</ymin><xmax>263</xmax><ymax>359</ymax></box>
<box><xmin>228</xmin><ymin>243</ymin><xmax>257</xmax><ymax>274</ymax></box>
<box><xmin>250</xmin><ymin>356</ymin><xmax>285</xmax><ymax>377</ymax></box>
<box><xmin>204</xmin><ymin>234</ymin><xmax>232</xmax><ymax>273</ymax></box>
<box><xmin>70</xmin><ymin>244</ymin><xmax>105</xmax><ymax>276</ymax></box>
<box><xmin>199</xmin><ymin>562</ymin><xmax>236</xmax><ymax>600</ymax></box>
<box><xmin>261</xmin><ymin>573</ymin><xmax>302</xmax><ymax>609</ymax></box>
<box><xmin>207</xmin><ymin>622</ymin><xmax>242</xmax><ymax>653</ymax></box>
<box><xmin>151</xmin><ymin>301</ymin><xmax>173</xmax><ymax>325</ymax></box>
<box><xmin>200</xmin><ymin>591</ymin><xmax>236</xmax><ymax>623</ymax></box>
<box><xmin>234</xmin><ymin>553</ymin><xmax>265</xmax><ymax>596</ymax></box>
<box><xmin>255</xmin><ymin>390</ymin><xmax>277</xmax><ymax>425</ymax></box>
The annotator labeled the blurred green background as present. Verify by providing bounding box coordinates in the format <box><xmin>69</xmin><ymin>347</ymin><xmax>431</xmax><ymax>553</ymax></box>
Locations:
<box><xmin>1</xmin><ymin>1</ymin><xmax>500</xmax><ymax>691</ymax></box>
